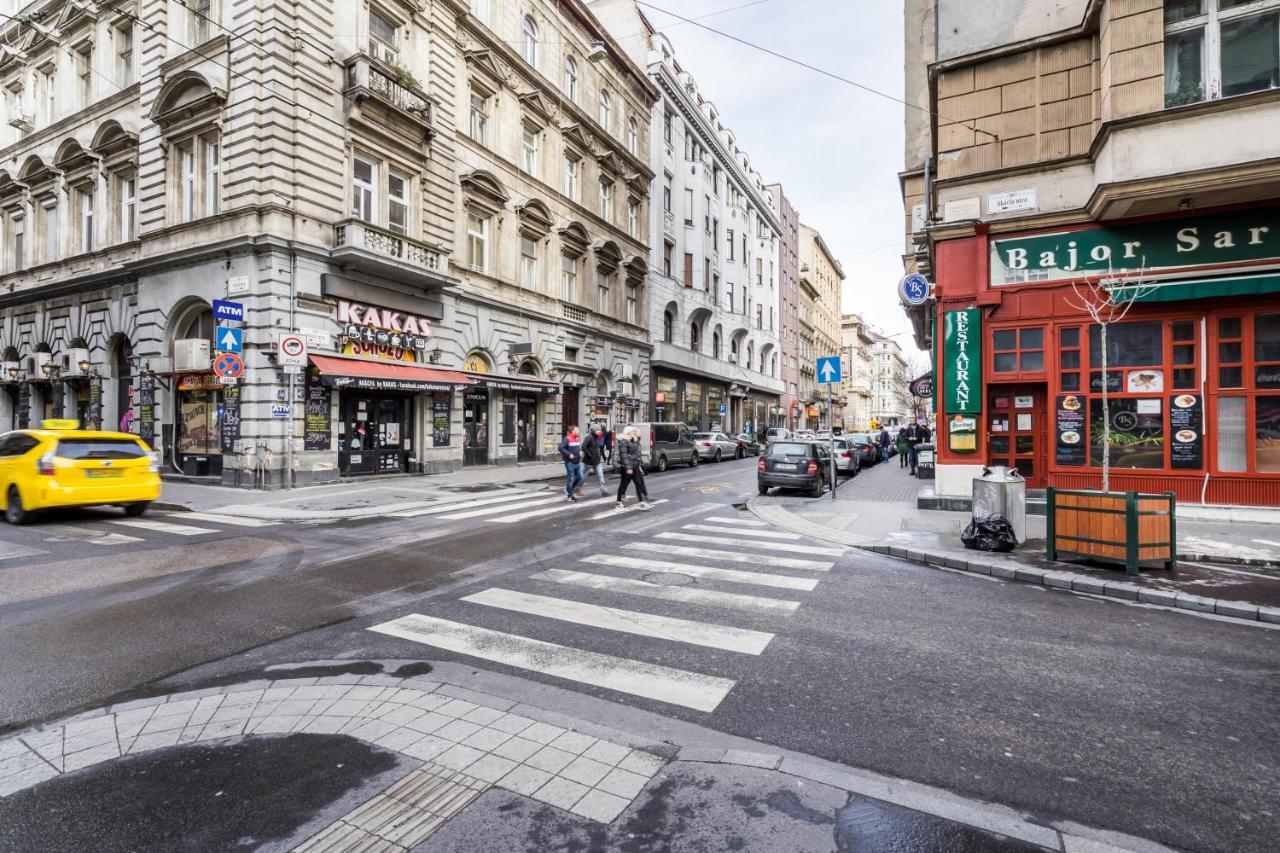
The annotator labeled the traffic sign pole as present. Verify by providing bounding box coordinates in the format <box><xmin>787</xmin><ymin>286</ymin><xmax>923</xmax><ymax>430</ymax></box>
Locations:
<box><xmin>829</xmin><ymin>384</ymin><xmax>837</xmax><ymax>500</ymax></box>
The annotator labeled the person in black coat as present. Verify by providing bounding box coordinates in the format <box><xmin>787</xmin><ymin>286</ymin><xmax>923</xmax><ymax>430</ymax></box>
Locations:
<box><xmin>582</xmin><ymin>426</ymin><xmax>608</xmax><ymax>497</ymax></box>
<box><xmin>614</xmin><ymin>427</ymin><xmax>650</xmax><ymax>509</ymax></box>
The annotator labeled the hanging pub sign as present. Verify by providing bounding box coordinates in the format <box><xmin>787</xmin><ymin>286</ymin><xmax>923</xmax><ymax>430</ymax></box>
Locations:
<box><xmin>338</xmin><ymin>299</ymin><xmax>431</xmax><ymax>362</ymax></box>
<box><xmin>943</xmin><ymin>308</ymin><xmax>981</xmax><ymax>414</ymax></box>
<box><xmin>909</xmin><ymin>373</ymin><xmax>933</xmax><ymax>400</ymax></box>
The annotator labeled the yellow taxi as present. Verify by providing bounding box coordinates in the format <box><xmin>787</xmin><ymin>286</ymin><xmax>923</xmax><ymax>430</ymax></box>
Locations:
<box><xmin>0</xmin><ymin>419</ymin><xmax>162</xmax><ymax>524</ymax></box>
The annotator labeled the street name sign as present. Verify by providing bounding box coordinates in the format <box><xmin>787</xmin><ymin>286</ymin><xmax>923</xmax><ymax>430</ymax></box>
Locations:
<box><xmin>216</xmin><ymin>326</ymin><xmax>243</xmax><ymax>354</ymax></box>
<box><xmin>213</xmin><ymin>299</ymin><xmax>245</xmax><ymax>323</ymax></box>
<box><xmin>816</xmin><ymin>356</ymin><xmax>842</xmax><ymax>385</ymax></box>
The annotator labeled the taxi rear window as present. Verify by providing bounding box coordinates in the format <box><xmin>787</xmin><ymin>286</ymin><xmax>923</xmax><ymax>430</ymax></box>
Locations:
<box><xmin>55</xmin><ymin>439</ymin><xmax>147</xmax><ymax>460</ymax></box>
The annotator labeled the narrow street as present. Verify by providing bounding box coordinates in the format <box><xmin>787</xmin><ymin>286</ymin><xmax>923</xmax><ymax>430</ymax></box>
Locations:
<box><xmin>1</xmin><ymin>458</ymin><xmax>1275</xmax><ymax>852</ymax></box>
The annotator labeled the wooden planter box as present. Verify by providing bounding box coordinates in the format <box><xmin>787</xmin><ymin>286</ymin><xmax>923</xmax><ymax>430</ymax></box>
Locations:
<box><xmin>1046</xmin><ymin>488</ymin><xmax>1177</xmax><ymax>575</ymax></box>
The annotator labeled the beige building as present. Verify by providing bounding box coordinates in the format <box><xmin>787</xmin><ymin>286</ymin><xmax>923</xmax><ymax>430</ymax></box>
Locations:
<box><xmin>901</xmin><ymin>0</ymin><xmax>1280</xmax><ymax>504</ymax></box>
<box><xmin>840</xmin><ymin>313</ymin><xmax>875</xmax><ymax>431</ymax></box>
<box><xmin>798</xmin><ymin>223</ymin><xmax>843</xmax><ymax>427</ymax></box>
<box><xmin>870</xmin><ymin>334</ymin><xmax>910</xmax><ymax>429</ymax></box>
<box><xmin>0</xmin><ymin>0</ymin><xmax>654</xmax><ymax>485</ymax></box>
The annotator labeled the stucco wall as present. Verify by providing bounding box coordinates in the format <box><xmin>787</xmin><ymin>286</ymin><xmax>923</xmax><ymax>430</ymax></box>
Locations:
<box><xmin>937</xmin><ymin>0</ymin><xmax>1091</xmax><ymax>60</ymax></box>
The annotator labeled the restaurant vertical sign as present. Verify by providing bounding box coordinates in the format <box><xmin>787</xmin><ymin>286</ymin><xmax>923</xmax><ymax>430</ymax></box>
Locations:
<box><xmin>943</xmin><ymin>308</ymin><xmax>981</xmax><ymax>414</ymax></box>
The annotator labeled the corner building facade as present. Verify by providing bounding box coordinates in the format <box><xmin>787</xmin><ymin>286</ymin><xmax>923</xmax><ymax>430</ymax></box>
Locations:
<box><xmin>902</xmin><ymin>0</ymin><xmax>1280</xmax><ymax>505</ymax></box>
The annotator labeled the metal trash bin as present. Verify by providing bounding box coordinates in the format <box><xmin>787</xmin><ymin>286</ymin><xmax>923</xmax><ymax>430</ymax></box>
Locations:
<box><xmin>915</xmin><ymin>443</ymin><xmax>935</xmax><ymax>480</ymax></box>
<box><xmin>972</xmin><ymin>466</ymin><xmax>1026</xmax><ymax>544</ymax></box>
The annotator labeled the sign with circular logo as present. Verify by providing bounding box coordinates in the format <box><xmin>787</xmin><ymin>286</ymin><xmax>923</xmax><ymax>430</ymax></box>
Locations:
<box><xmin>899</xmin><ymin>273</ymin><xmax>931</xmax><ymax>306</ymax></box>
<box><xmin>909</xmin><ymin>373</ymin><xmax>934</xmax><ymax>399</ymax></box>
<box><xmin>1112</xmin><ymin>410</ymin><xmax>1138</xmax><ymax>431</ymax></box>
<box><xmin>278</xmin><ymin>334</ymin><xmax>307</xmax><ymax>367</ymax></box>
<box><xmin>213</xmin><ymin>353</ymin><xmax>244</xmax><ymax>378</ymax></box>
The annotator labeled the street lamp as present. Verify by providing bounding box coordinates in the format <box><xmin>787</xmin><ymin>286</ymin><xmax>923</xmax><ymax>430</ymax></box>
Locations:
<box><xmin>40</xmin><ymin>362</ymin><xmax>58</xmax><ymax>379</ymax></box>
<box><xmin>6</xmin><ymin>366</ymin><xmax>17</xmax><ymax>381</ymax></box>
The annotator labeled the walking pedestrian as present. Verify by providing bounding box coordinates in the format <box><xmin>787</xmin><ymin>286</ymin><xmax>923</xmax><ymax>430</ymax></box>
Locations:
<box><xmin>897</xmin><ymin>426</ymin><xmax>909</xmax><ymax>468</ymax></box>
<box><xmin>582</xmin><ymin>425</ymin><xmax>608</xmax><ymax>497</ymax></box>
<box><xmin>558</xmin><ymin>426</ymin><xmax>583</xmax><ymax>501</ymax></box>
<box><xmin>878</xmin><ymin>426</ymin><xmax>891</xmax><ymax>463</ymax></box>
<box><xmin>906</xmin><ymin>422</ymin><xmax>923</xmax><ymax>476</ymax></box>
<box><xmin>603</xmin><ymin>426</ymin><xmax>614</xmax><ymax>466</ymax></box>
<box><xmin>614</xmin><ymin>426</ymin><xmax>651</xmax><ymax>510</ymax></box>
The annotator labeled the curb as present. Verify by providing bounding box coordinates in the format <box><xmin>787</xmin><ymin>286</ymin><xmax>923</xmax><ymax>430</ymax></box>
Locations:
<box><xmin>746</xmin><ymin>501</ymin><xmax>1280</xmax><ymax>627</ymax></box>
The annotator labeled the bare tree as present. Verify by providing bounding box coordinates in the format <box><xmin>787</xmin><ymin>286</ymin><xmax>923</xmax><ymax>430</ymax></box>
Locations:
<box><xmin>1063</xmin><ymin>264</ymin><xmax>1158</xmax><ymax>492</ymax></box>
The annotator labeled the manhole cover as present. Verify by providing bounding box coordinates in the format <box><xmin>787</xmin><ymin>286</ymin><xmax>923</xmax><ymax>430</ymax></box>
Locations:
<box><xmin>643</xmin><ymin>572</ymin><xmax>695</xmax><ymax>586</ymax></box>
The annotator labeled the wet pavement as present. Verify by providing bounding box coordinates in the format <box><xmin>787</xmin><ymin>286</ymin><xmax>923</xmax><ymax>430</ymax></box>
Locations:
<box><xmin>835</xmin><ymin>796</ymin><xmax>1051</xmax><ymax>853</ymax></box>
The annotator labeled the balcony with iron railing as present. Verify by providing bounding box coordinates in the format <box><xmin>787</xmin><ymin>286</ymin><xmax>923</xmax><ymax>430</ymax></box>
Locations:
<box><xmin>344</xmin><ymin>53</ymin><xmax>433</xmax><ymax>138</ymax></box>
<box><xmin>332</xmin><ymin>219</ymin><xmax>455</xmax><ymax>289</ymax></box>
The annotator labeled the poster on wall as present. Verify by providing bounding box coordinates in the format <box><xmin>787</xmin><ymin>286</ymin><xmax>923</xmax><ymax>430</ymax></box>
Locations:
<box><xmin>943</xmin><ymin>309</ymin><xmax>981</xmax><ymax>414</ymax></box>
<box><xmin>948</xmin><ymin>415</ymin><xmax>977</xmax><ymax>452</ymax></box>
<box><xmin>1169</xmin><ymin>394</ymin><xmax>1203</xmax><ymax>469</ymax></box>
<box><xmin>138</xmin><ymin>375</ymin><xmax>156</xmax><ymax>448</ymax></box>
<box><xmin>220</xmin><ymin>384</ymin><xmax>241</xmax><ymax>453</ymax></box>
<box><xmin>432</xmin><ymin>392</ymin><xmax>451</xmax><ymax>447</ymax></box>
<box><xmin>1055</xmin><ymin>395</ymin><xmax>1086</xmax><ymax>466</ymax></box>
<box><xmin>304</xmin><ymin>379</ymin><xmax>332</xmax><ymax>451</ymax></box>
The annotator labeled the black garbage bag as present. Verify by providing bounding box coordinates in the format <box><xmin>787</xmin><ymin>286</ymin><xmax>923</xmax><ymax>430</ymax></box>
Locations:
<box><xmin>960</xmin><ymin>514</ymin><xmax>1018</xmax><ymax>552</ymax></box>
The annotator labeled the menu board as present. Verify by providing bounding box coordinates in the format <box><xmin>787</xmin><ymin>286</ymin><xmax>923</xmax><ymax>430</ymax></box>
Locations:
<box><xmin>138</xmin><ymin>375</ymin><xmax>156</xmax><ymax>448</ymax></box>
<box><xmin>87</xmin><ymin>378</ymin><xmax>102</xmax><ymax>430</ymax></box>
<box><xmin>220</xmin><ymin>384</ymin><xmax>241</xmax><ymax>453</ymax></box>
<box><xmin>1055</xmin><ymin>395</ymin><xmax>1086</xmax><ymax>466</ymax></box>
<box><xmin>432</xmin><ymin>392</ymin><xmax>451</xmax><ymax>447</ymax></box>
<box><xmin>1169</xmin><ymin>394</ymin><xmax>1203</xmax><ymax>469</ymax></box>
<box><xmin>303</xmin><ymin>381</ymin><xmax>332</xmax><ymax>451</ymax></box>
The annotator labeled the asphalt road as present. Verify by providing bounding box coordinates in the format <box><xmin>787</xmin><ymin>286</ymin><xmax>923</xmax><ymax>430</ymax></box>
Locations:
<box><xmin>1</xmin><ymin>457</ymin><xmax>1277</xmax><ymax>852</ymax></box>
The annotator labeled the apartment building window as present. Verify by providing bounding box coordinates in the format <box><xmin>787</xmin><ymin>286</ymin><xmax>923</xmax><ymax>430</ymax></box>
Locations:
<box><xmin>626</xmin><ymin>286</ymin><xmax>637</xmax><ymax>325</ymax></box>
<box><xmin>627</xmin><ymin>199</ymin><xmax>639</xmax><ymax>237</ymax></box>
<box><xmin>79</xmin><ymin>189</ymin><xmax>94</xmax><ymax>254</ymax></box>
<box><xmin>728</xmin><ymin>285</ymin><xmax>734</xmax><ymax>313</ymax></box>
<box><xmin>8</xmin><ymin>211</ymin><xmax>23</xmax><ymax>270</ymax></box>
<box><xmin>598</xmin><ymin>90</ymin><xmax>611</xmax><ymax>130</ymax></box>
<box><xmin>683</xmin><ymin>188</ymin><xmax>694</xmax><ymax>226</ymax></box>
<box><xmin>769</xmin><ymin>306</ymin><xmax>774</xmax><ymax>330</ymax></box>
<box><xmin>711</xmin><ymin>217</ymin><xmax>718</xmax><ymax>244</ymax></box>
<box><xmin>563</xmin><ymin>56</ymin><xmax>579</xmax><ymax>102</ymax></box>
<box><xmin>521</xmin><ymin>125</ymin><xmax>540</xmax><ymax>175</ymax></box>
<box><xmin>193</xmin><ymin>0</ymin><xmax>213</xmax><ymax>45</ymax></box>
<box><xmin>561</xmin><ymin>255</ymin><xmax>578</xmax><ymax>301</ymax></box>
<box><xmin>712</xmin><ymin>330</ymin><xmax>722</xmax><ymax>359</ymax></box>
<box><xmin>387</xmin><ymin>169</ymin><xmax>408</xmax><ymax>234</ymax></box>
<box><xmin>352</xmin><ymin>156</ymin><xmax>376</xmax><ymax>222</ymax></box>
<box><xmin>469</xmin><ymin>88</ymin><xmax>490</xmax><ymax>145</ymax></box>
<box><xmin>726</xmin><ymin>229</ymin><xmax>734</xmax><ymax>260</ymax></box>
<box><xmin>663</xmin><ymin>310</ymin><xmax>673</xmax><ymax>343</ymax></box>
<box><xmin>118</xmin><ymin>174</ymin><xmax>136</xmax><ymax>241</ymax></box>
<box><xmin>756</xmin><ymin>305</ymin><xmax>763</xmax><ymax>330</ymax></box>
<box><xmin>521</xmin><ymin>16</ymin><xmax>538</xmax><ymax>66</ymax></box>
<box><xmin>598</xmin><ymin>179</ymin><xmax>612</xmax><ymax>220</ymax></box>
<box><xmin>755</xmin><ymin>257</ymin><xmax>763</xmax><ymax>286</ymax></box>
<box><xmin>1165</xmin><ymin>0</ymin><xmax>1280</xmax><ymax>106</ymax></box>
<box><xmin>469</xmin><ymin>0</ymin><xmax>491</xmax><ymax>25</ymax></box>
<box><xmin>712</xmin><ymin>273</ymin><xmax>720</xmax><ymax>300</ymax></box>
<box><xmin>76</xmin><ymin>44</ymin><xmax>92</xmax><ymax>108</ymax></box>
<box><xmin>41</xmin><ymin>198</ymin><xmax>57</xmax><ymax>264</ymax></box>
<box><xmin>39</xmin><ymin>66</ymin><xmax>55</xmax><ymax>125</ymax></box>
<box><xmin>741</xmin><ymin>285</ymin><xmax>747</xmax><ymax>313</ymax></box>
<box><xmin>596</xmin><ymin>270</ymin><xmax>610</xmax><ymax>315</ymax></box>
<box><xmin>683</xmin><ymin>252</ymin><xmax>693</xmax><ymax>287</ymax></box>
<box><xmin>662</xmin><ymin>241</ymin><xmax>673</xmax><ymax>276</ymax></box>
<box><xmin>115</xmin><ymin>22</ymin><xmax>135</xmax><ymax>85</ymax></box>
<box><xmin>563</xmin><ymin>154</ymin><xmax>580</xmax><ymax>201</ymax></box>
<box><xmin>662</xmin><ymin>174</ymin><xmax>672</xmax><ymax>212</ymax></box>
<box><xmin>663</xmin><ymin>109</ymin><xmax>672</xmax><ymax>144</ymax></box>
<box><xmin>369</xmin><ymin>7</ymin><xmax>398</xmax><ymax>62</ymax></box>
<box><xmin>626</xmin><ymin>118</ymin><xmax>638</xmax><ymax>154</ymax></box>
<box><xmin>178</xmin><ymin>143</ymin><xmax>196</xmax><ymax>222</ymax></box>
<box><xmin>690</xmin><ymin>322</ymin><xmax>701</xmax><ymax>352</ymax></box>
<box><xmin>703</xmin><ymin>258</ymin><xmax>711</xmax><ymax>290</ymax></box>
<box><xmin>204</xmin><ymin>139</ymin><xmax>220</xmax><ymax>217</ymax></box>
<box><xmin>520</xmin><ymin>236</ymin><xmax>538</xmax><ymax>288</ymax></box>
<box><xmin>466</xmin><ymin>213</ymin><xmax>488</xmax><ymax>272</ymax></box>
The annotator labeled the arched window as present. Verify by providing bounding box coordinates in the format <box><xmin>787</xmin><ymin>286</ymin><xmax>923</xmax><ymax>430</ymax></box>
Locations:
<box><xmin>626</xmin><ymin>117</ymin><xmax>638</xmax><ymax>154</ymax></box>
<box><xmin>690</xmin><ymin>321</ymin><xmax>701</xmax><ymax>353</ymax></box>
<box><xmin>521</xmin><ymin>17</ymin><xmax>538</xmax><ymax>66</ymax></box>
<box><xmin>712</xmin><ymin>330</ymin><xmax>721</xmax><ymax>359</ymax></box>
<box><xmin>598</xmin><ymin>90</ymin><xmax>611</xmax><ymax>129</ymax></box>
<box><xmin>771</xmin><ymin>352</ymin><xmax>778</xmax><ymax>376</ymax></box>
<box><xmin>563</xmin><ymin>56</ymin><xmax>578</xmax><ymax>102</ymax></box>
<box><xmin>663</xmin><ymin>310</ymin><xmax>674</xmax><ymax>343</ymax></box>
<box><xmin>746</xmin><ymin>342</ymin><xmax>754</xmax><ymax>371</ymax></box>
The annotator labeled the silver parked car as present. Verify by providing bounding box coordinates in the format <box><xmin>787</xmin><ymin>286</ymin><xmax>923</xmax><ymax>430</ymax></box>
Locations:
<box><xmin>831</xmin><ymin>436</ymin><xmax>862</xmax><ymax>476</ymax></box>
<box><xmin>693</xmin><ymin>431</ymin><xmax>739</xmax><ymax>462</ymax></box>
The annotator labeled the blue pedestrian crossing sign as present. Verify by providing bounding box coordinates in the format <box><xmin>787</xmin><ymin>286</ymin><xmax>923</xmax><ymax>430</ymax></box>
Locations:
<box><xmin>215</xmin><ymin>325</ymin><xmax>243</xmax><ymax>354</ymax></box>
<box><xmin>816</xmin><ymin>356</ymin><xmax>842</xmax><ymax>385</ymax></box>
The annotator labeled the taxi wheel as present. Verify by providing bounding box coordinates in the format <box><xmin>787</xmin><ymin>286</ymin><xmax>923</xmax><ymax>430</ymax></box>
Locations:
<box><xmin>5</xmin><ymin>487</ymin><xmax>30</xmax><ymax>525</ymax></box>
<box><xmin>122</xmin><ymin>502</ymin><xmax>150</xmax><ymax>517</ymax></box>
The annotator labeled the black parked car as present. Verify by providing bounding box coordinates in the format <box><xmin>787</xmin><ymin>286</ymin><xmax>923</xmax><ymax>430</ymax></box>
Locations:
<box><xmin>735</xmin><ymin>433</ymin><xmax>762</xmax><ymax>457</ymax></box>
<box><xmin>757</xmin><ymin>440</ymin><xmax>832</xmax><ymax>498</ymax></box>
<box><xmin>847</xmin><ymin>433</ymin><xmax>880</xmax><ymax>467</ymax></box>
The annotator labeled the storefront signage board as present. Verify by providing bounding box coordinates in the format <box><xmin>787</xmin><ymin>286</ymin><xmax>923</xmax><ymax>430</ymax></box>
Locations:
<box><xmin>304</xmin><ymin>376</ymin><xmax>332</xmax><ymax>451</ymax></box>
<box><xmin>221</xmin><ymin>385</ymin><xmax>241</xmax><ymax>453</ymax></box>
<box><xmin>138</xmin><ymin>375</ymin><xmax>156</xmax><ymax>448</ymax></box>
<box><xmin>1055</xmin><ymin>395</ymin><xmax>1086</xmax><ymax>466</ymax></box>
<box><xmin>1170</xmin><ymin>394</ymin><xmax>1203</xmax><ymax>469</ymax></box>
<box><xmin>330</xmin><ymin>375</ymin><xmax>457</xmax><ymax>393</ymax></box>
<box><xmin>943</xmin><ymin>308</ymin><xmax>981</xmax><ymax>414</ymax></box>
<box><xmin>992</xmin><ymin>207</ymin><xmax>1280</xmax><ymax>281</ymax></box>
<box><xmin>213</xmin><ymin>299</ymin><xmax>244</xmax><ymax>322</ymax></box>
<box><xmin>338</xmin><ymin>300</ymin><xmax>431</xmax><ymax>362</ymax></box>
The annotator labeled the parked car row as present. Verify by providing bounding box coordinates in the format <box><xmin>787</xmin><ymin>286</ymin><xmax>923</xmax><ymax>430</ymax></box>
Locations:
<box><xmin>628</xmin><ymin>422</ymin><xmax>762</xmax><ymax>472</ymax></box>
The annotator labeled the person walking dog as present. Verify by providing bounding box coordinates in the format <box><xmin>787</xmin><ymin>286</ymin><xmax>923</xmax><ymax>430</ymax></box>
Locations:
<box><xmin>558</xmin><ymin>426</ymin><xmax>583</xmax><ymax>501</ymax></box>
<box><xmin>614</xmin><ymin>427</ymin><xmax>650</xmax><ymax>510</ymax></box>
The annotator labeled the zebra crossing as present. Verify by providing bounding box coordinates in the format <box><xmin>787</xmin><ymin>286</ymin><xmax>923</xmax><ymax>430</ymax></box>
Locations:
<box><xmin>0</xmin><ymin>511</ymin><xmax>287</xmax><ymax>556</ymax></box>
<box><xmin>386</xmin><ymin>486</ymin><xmax>668</xmax><ymax>525</ymax></box>
<box><xmin>369</xmin><ymin>512</ymin><xmax>844</xmax><ymax>714</ymax></box>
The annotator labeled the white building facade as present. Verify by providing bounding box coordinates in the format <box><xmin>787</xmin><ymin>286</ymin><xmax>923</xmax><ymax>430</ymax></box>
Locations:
<box><xmin>871</xmin><ymin>336</ymin><xmax>910</xmax><ymax>428</ymax></box>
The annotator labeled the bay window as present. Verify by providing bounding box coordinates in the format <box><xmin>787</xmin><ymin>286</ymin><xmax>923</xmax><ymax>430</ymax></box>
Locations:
<box><xmin>1164</xmin><ymin>0</ymin><xmax>1280</xmax><ymax>107</ymax></box>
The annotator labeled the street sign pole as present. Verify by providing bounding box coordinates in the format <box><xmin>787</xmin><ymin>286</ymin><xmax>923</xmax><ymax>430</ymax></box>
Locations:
<box><xmin>829</xmin><ymin>384</ymin><xmax>837</xmax><ymax>500</ymax></box>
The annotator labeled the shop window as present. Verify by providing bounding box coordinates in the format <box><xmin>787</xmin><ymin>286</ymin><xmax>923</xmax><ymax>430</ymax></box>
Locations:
<box><xmin>1090</xmin><ymin>397</ymin><xmax>1164</xmax><ymax>469</ymax></box>
<box><xmin>1089</xmin><ymin>321</ymin><xmax>1163</xmax><ymax>368</ymax></box>
<box><xmin>1059</xmin><ymin>326</ymin><xmax>1081</xmax><ymax>391</ymax></box>
<box><xmin>992</xmin><ymin>326</ymin><xmax>1044</xmax><ymax>373</ymax></box>
<box><xmin>1256</xmin><ymin>395</ymin><xmax>1280</xmax><ymax>472</ymax></box>
<box><xmin>1172</xmin><ymin>319</ymin><xmax>1198</xmax><ymax>390</ymax></box>
<box><xmin>1218</xmin><ymin>316</ymin><xmax>1243</xmax><ymax>388</ymax></box>
<box><xmin>1254</xmin><ymin>312</ymin><xmax>1280</xmax><ymax>387</ymax></box>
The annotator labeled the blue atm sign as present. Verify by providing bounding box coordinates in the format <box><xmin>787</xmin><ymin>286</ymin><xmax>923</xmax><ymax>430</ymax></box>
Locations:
<box><xmin>213</xmin><ymin>299</ymin><xmax>244</xmax><ymax>322</ymax></box>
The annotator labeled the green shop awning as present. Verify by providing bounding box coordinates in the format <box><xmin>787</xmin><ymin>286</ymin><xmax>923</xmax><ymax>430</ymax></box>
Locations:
<box><xmin>1110</xmin><ymin>272</ymin><xmax>1280</xmax><ymax>304</ymax></box>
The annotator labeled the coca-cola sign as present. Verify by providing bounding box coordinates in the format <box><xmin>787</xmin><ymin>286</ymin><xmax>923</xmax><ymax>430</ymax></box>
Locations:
<box><xmin>1256</xmin><ymin>366</ymin><xmax>1280</xmax><ymax>389</ymax></box>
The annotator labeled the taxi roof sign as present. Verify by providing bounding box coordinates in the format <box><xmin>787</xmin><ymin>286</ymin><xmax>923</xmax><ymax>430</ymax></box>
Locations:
<box><xmin>41</xmin><ymin>419</ymin><xmax>80</xmax><ymax>430</ymax></box>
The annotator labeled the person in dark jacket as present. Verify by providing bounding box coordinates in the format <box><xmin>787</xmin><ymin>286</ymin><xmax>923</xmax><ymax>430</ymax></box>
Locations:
<box><xmin>603</xmin><ymin>427</ymin><xmax>614</xmax><ymax>466</ymax></box>
<box><xmin>558</xmin><ymin>426</ymin><xmax>583</xmax><ymax>501</ymax></box>
<box><xmin>897</xmin><ymin>426</ymin><xmax>910</xmax><ymax>468</ymax></box>
<box><xmin>614</xmin><ymin>426</ymin><xmax>650</xmax><ymax>510</ymax></box>
<box><xmin>878</xmin><ymin>426</ymin><xmax>891</xmax><ymax>462</ymax></box>
<box><xmin>582</xmin><ymin>426</ymin><xmax>608</xmax><ymax>496</ymax></box>
<box><xmin>906</xmin><ymin>423</ymin><xmax>924</xmax><ymax>475</ymax></box>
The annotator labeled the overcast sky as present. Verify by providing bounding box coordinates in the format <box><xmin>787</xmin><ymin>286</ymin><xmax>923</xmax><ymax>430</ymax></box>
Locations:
<box><xmin>637</xmin><ymin>0</ymin><xmax>916</xmax><ymax>350</ymax></box>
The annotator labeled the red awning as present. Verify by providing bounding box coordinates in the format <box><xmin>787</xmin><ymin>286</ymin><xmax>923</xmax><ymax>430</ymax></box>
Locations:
<box><xmin>310</xmin><ymin>355</ymin><xmax>475</xmax><ymax>393</ymax></box>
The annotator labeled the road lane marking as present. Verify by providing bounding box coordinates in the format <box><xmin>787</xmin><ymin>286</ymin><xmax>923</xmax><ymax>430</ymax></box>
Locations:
<box><xmin>655</xmin><ymin>532</ymin><xmax>843</xmax><ymax>557</ymax></box>
<box><xmin>460</xmin><ymin>587</ymin><xmax>774</xmax><ymax>655</ymax></box>
<box><xmin>581</xmin><ymin>554</ymin><xmax>820</xmax><ymax>589</ymax></box>
<box><xmin>439</xmin><ymin>495</ymin><xmax>562</xmax><ymax>520</ymax></box>
<box><xmin>109</xmin><ymin>518</ymin><xmax>219</xmax><ymax>536</ymax></box>
<box><xmin>390</xmin><ymin>491</ymin><xmax>531</xmax><ymax>518</ymax></box>
<box><xmin>624</xmin><ymin>543</ymin><xmax>834</xmax><ymax>572</ymax></box>
<box><xmin>491</xmin><ymin>499</ymin><xmax>600</xmax><ymax>524</ymax></box>
<box><xmin>40</xmin><ymin>525</ymin><xmax>142</xmax><ymax>545</ymax></box>
<box><xmin>588</xmin><ymin>499</ymin><xmax>671</xmax><ymax>521</ymax></box>
<box><xmin>0</xmin><ymin>541</ymin><xmax>47</xmax><ymax>561</ymax></box>
<box><xmin>703</xmin><ymin>516</ymin><xmax>767</xmax><ymax>527</ymax></box>
<box><xmin>368</xmin><ymin>614</ymin><xmax>735</xmax><ymax>712</ymax></box>
<box><xmin>530</xmin><ymin>568</ymin><xmax>802</xmax><ymax>614</ymax></box>
<box><xmin>1252</xmin><ymin>539</ymin><xmax>1280</xmax><ymax>548</ymax></box>
<box><xmin>172</xmin><ymin>512</ymin><xmax>279</xmax><ymax>527</ymax></box>
<box><xmin>681</xmin><ymin>524</ymin><xmax>801</xmax><ymax>540</ymax></box>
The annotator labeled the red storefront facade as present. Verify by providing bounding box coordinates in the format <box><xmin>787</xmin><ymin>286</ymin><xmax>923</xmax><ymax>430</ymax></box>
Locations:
<box><xmin>929</xmin><ymin>202</ymin><xmax>1280</xmax><ymax>507</ymax></box>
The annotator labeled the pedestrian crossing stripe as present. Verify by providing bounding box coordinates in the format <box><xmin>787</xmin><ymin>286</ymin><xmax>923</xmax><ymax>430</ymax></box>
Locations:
<box><xmin>702</xmin><ymin>516</ymin><xmax>768</xmax><ymax>527</ymax></box>
<box><xmin>582</xmin><ymin>554</ymin><xmax>820</xmax><ymax>590</ymax></box>
<box><xmin>389</xmin><ymin>490</ymin><xmax>531</xmax><ymax>518</ymax></box>
<box><xmin>109</xmin><ymin>518</ymin><xmax>221</xmax><ymax>536</ymax></box>
<box><xmin>368</xmin><ymin>614</ymin><xmax>735</xmax><ymax>712</ymax></box>
<box><xmin>438</xmin><ymin>494</ymin><xmax>562</xmax><ymax>520</ymax></box>
<box><xmin>460</xmin><ymin>587</ymin><xmax>774</xmax><ymax>655</ymax></box>
<box><xmin>627</xmin><ymin>543</ymin><xmax>835</xmax><ymax>572</ymax></box>
<box><xmin>174</xmin><ymin>512</ymin><xmax>279</xmax><ymax>527</ymax></box>
<box><xmin>681</xmin><ymin>524</ymin><xmax>801</xmax><ymax>541</ymax></box>
<box><xmin>489</xmin><ymin>498</ymin><xmax>599</xmax><ymax>524</ymax></box>
<box><xmin>530</xmin><ymin>569</ymin><xmax>802</xmax><ymax>614</ymax></box>
<box><xmin>39</xmin><ymin>525</ymin><xmax>143</xmax><ymax>545</ymax></box>
<box><xmin>655</xmin><ymin>532</ymin><xmax>843</xmax><ymax>558</ymax></box>
<box><xmin>588</xmin><ymin>499</ymin><xmax>670</xmax><ymax>521</ymax></box>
